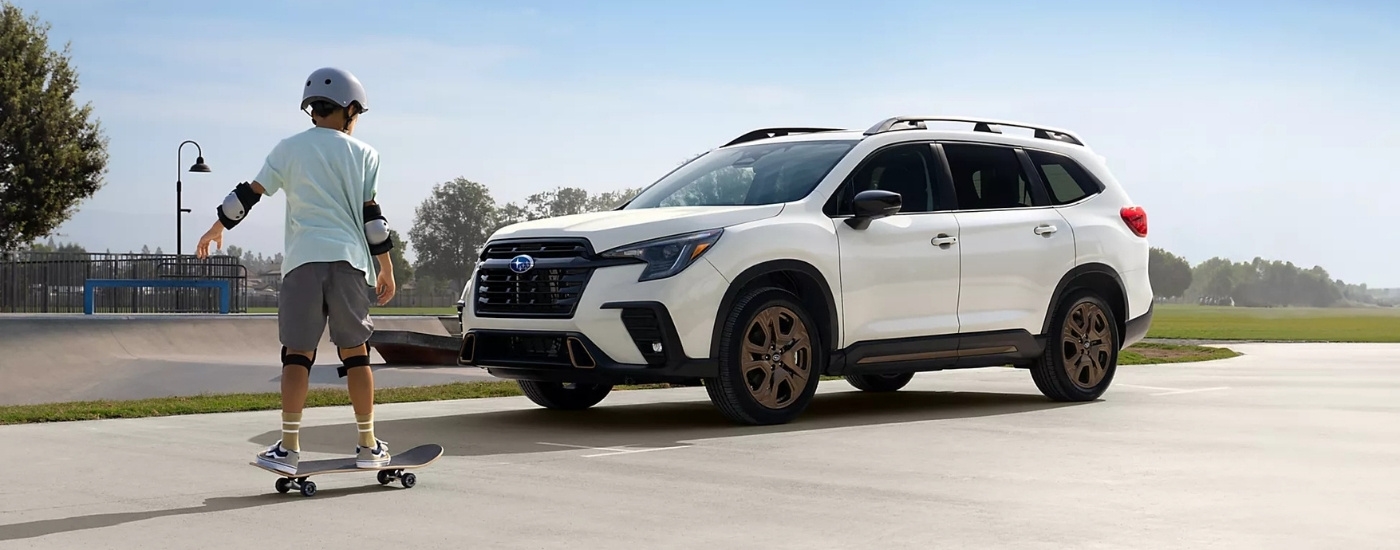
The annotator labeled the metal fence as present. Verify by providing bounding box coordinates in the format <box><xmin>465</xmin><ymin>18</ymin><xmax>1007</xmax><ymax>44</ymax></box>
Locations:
<box><xmin>1</xmin><ymin>251</ymin><xmax>466</xmax><ymax>313</ymax></box>
<box><xmin>0</xmin><ymin>252</ymin><xmax>250</xmax><ymax>313</ymax></box>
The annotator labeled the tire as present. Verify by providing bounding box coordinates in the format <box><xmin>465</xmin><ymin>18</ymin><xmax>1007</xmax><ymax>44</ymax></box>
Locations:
<box><xmin>845</xmin><ymin>372</ymin><xmax>914</xmax><ymax>392</ymax></box>
<box><xmin>1030</xmin><ymin>289</ymin><xmax>1120</xmax><ymax>402</ymax></box>
<box><xmin>705</xmin><ymin>286</ymin><xmax>824</xmax><ymax>425</ymax></box>
<box><xmin>518</xmin><ymin>380</ymin><xmax>613</xmax><ymax>410</ymax></box>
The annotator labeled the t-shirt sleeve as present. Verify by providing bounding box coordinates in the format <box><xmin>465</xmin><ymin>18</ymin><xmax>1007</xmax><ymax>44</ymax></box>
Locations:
<box><xmin>254</xmin><ymin>141</ymin><xmax>286</xmax><ymax>196</ymax></box>
<box><xmin>363</xmin><ymin>149</ymin><xmax>380</xmax><ymax>203</ymax></box>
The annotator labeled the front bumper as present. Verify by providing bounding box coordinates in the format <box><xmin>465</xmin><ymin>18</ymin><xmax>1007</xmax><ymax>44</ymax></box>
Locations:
<box><xmin>457</xmin><ymin>301</ymin><xmax>718</xmax><ymax>385</ymax></box>
<box><xmin>458</xmin><ymin>239</ymin><xmax>730</xmax><ymax>385</ymax></box>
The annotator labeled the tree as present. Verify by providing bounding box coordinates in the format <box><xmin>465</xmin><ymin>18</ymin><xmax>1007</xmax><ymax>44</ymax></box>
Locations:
<box><xmin>0</xmin><ymin>2</ymin><xmax>109</xmax><ymax>252</ymax></box>
<box><xmin>497</xmin><ymin>185</ymin><xmax>643</xmax><ymax>226</ymax></box>
<box><xmin>588</xmin><ymin>187</ymin><xmax>641</xmax><ymax>211</ymax></box>
<box><xmin>1181</xmin><ymin>254</ymin><xmax>1352</xmax><ymax>307</ymax></box>
<box><xmin>1148</xmin><ymin>247</ymin><xmax>1192</xmax><ymax>298</ymax></box>
<box><xmin>385</xmin><ymin>228</ymin><xmax>414</xmax><ymax>287</ymax></box>
<box><xmin>408</xmin><ymin>177</ymin><xmax>501</xmax><ymax>290</ymax></box>
<box><xmin>499</xmin><ymin>186</ymin><xmax>642</xmax><ymax>224</ymax></box>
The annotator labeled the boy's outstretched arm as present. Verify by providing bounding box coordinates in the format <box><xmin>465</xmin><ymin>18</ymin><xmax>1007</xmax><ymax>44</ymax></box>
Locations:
<box><xmin>195</xmin><ymin>181</ymin><xmax>267</xmax><ymax>258</ymax></box>
<box><xmin>364</xmin><ymin>199</ymin><xmax>396</xmax><ymax>305</ymax></box>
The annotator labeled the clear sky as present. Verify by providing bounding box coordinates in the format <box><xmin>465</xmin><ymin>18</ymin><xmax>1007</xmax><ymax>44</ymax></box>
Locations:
<box><xmin>13</xmin><ymin>0</ymin><xmax>1400</xmax><ymax>287</ymax></box>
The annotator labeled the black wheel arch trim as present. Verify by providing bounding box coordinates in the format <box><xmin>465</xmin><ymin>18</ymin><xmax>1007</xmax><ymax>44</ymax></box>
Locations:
<box><xmin>708</xmin><ymin>259</ymin><xmax>840</xmax><ymax>361</ymax></box>
<box><xmin>1041</xmin><ymin>262</ymin><xmax>1128</xmax><ymax>337</ymax></box>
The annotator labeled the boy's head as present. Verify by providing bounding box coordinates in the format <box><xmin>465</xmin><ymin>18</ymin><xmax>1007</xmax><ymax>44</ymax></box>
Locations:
<box><xmin>300</xmin><ymin>67</ymin><xmax>368</xmax><ymax>134</ymax></box>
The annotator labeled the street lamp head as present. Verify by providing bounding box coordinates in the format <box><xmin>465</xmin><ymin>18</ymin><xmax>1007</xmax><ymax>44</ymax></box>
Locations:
<box><xmin>189</xmin><ymin>156</ymin><xmax>211</xmax><ymax>173</ymax></box>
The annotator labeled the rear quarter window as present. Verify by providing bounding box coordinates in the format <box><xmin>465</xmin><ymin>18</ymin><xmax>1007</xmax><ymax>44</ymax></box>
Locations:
<box><xmin>1026</xmin><ymin>149</ymin><xmax>1102</xmax><ymax>205</ymax></box>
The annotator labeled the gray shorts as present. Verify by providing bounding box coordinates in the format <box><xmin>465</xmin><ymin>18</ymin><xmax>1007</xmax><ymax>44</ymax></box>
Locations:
<box><xmin>278</xmin><ymin>261</ymin><xmax>375</xmax><ymax>352</ymax></box>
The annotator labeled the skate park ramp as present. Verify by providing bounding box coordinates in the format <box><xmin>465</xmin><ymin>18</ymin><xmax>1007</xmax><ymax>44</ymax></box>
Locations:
<box><xmin>0</xmin><ymin>314</ymin><xmax>491</xmax><ymax>406</ymax></box>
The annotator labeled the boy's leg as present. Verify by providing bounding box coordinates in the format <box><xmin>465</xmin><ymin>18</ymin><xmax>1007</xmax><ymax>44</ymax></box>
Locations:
<box><xmin>324</xmin><ymin>261</ymin><xmax>388</xmax><ymax>467</ymax></box>
<box><xmin>256</xmin><ymin>263</ymin><xmax>329</xmax><ymax>474</ymax></box>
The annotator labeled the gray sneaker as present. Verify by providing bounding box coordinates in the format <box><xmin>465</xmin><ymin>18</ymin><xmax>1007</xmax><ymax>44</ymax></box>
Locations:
<box><xmin>356</xmin><ymin>438</ymin><xmax>391</xmax><ymax>468</ymax></box>
<box><xmin>257</xmin><ymin>440</ymin><xmax>299</xmax><ymax>474</ymax></box>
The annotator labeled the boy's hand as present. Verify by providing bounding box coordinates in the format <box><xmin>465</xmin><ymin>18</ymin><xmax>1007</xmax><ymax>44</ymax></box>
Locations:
<box><xmin>375</xmin><ymin>268</ymin><xmax>396</xmax><ymax>305</ymax></box>
<box><xmin>196</xmin><ymin>222</ymin><xmax>224</xmax><ymax>259</ymax></box>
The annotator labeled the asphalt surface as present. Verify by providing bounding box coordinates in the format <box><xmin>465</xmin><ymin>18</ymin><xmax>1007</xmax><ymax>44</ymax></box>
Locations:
<box><xmin>0</xmin><ymin>315</ymin><xmax>493</xmax><ymax>405</ymax></box>
<box><xmin>3</xmin><ymin>342</ymin><xmax>1397</xmax><ymax>549</ymax></box>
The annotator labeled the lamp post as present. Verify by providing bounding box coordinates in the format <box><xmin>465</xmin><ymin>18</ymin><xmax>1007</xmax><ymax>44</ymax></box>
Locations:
<box><xmin>175</xmin><ymin>141</ymin><xmax>211</xmax><ymax>313</ymax></box>
<box><xmin>177</xmin><ymin>140</ymin><xmax>212</xmax><ymax>259</ymax></box>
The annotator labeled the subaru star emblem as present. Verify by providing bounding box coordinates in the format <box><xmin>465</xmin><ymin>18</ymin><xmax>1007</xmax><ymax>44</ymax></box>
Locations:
<box><xmin>509</xmin><ymin>254</ymin><xmax>535</xmax><ymax>274</ymax></box>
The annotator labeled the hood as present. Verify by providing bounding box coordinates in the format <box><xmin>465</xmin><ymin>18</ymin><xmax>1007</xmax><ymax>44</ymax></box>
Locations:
<box><xmin>488</xmin><ymin>204</ymin><xmax>784</xmax><ymax>252</ymax></box>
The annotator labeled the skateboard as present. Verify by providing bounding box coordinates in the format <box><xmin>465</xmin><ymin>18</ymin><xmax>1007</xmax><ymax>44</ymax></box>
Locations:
<box><xmin>250</xmin><ymin>443</ymin><xmax>444</xmax><ymax>497</ymax></box>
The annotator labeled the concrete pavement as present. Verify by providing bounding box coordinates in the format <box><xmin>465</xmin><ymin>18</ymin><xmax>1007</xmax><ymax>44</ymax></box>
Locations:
<box><xmin>2</xmin><ymin>343</ymin><xmax>1398</xmax><ymax>548</ymax></box>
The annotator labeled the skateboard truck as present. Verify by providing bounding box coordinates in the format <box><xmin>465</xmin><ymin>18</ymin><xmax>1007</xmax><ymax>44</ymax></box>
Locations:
<box><xmin>275</xmin><ymin>476</ymin><xmax>320</xmax><ymax>497</ymax></box>
<box><xmin>376</xmin><ymin>468</ymin><xmax>417</xmax><ymax>488</ymax></box>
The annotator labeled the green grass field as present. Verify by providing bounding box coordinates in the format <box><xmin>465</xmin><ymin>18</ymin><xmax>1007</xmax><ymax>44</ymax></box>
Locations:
<box><xmin>1147</xmin><ymin>303</ymin><xmax>1400</xmax><ymax>342</ymax></box>
<box><xmin>1119</xmin><ymin>342</ymin><xmax>1239</xmax><ymax>364</ymax></box>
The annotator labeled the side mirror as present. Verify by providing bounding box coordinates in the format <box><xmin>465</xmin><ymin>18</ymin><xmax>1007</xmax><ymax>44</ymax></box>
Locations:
<box><xmin>844</xmin><ymin>189</ymin><xmax>902</xmax><ymax>229</ymax></box>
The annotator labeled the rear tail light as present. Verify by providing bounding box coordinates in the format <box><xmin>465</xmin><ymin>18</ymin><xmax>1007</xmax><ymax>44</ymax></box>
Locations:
<box><xmin>1120</xmin><ymin>206</ymin><xmax>1147</xmax><ymax>237</ymax></box>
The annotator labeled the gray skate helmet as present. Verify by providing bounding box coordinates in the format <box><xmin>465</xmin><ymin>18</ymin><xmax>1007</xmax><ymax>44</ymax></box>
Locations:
<box><xmin>301</xmin><ymin>67</ymin><xmax>368</xmax><ymax>114</ymax></box>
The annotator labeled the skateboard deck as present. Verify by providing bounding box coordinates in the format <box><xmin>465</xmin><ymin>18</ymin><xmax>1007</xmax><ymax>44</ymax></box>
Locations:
<box><xmin>250</xmin><ymin>443</ymin><xmax>444</xmax><ymax>497</ymax></box>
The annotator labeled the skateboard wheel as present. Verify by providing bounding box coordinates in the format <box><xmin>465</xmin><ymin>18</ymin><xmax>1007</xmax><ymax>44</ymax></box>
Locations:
<box><xmin>377</xmin><ymin>470</ymin><xmax>394</xmax><ymax>485</ymax></box>
<box><xmin>276</xmin><ymin>478</ymin><xmax>292</xmax><ymax>494</ymax></box>
<box><xmin>400</xmin><ymin>472</ymin><xmax>416</xmax><ymax>489</ymax></box>
<box><xmin>300</xmin><ymin>480</ymin><xmax>317</xmax><ymax>497</ymax></box>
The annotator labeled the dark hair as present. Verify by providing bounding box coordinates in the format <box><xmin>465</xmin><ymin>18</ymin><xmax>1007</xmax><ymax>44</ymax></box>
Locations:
<box><xmin>308</xmin><ymin>100</ymin><xmax>343</xmax><ymax>118</ymax></box>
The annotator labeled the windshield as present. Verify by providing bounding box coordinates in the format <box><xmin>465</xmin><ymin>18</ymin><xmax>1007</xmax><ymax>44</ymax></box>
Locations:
<box><xmin>623</xmin><ymin>140</ymin><xmax>858</xmax><ymax>209</ymax></box>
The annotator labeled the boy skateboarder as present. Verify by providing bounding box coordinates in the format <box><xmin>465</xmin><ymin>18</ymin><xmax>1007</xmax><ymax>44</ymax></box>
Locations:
<box><xmin>195</xmin><ymin>67</ymin><xmax>396</xmax><ymax>474</ymax></box>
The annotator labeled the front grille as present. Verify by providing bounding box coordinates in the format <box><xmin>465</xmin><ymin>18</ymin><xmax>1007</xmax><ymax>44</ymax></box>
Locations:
<box><xmin>475</xmin><ymin>267</ymin><xmax>591</xmax><ymax>318</ymax></box>
<box><xmin>620</xmin><ymin>307</ymin><xmax>666</xmax><ymax>365</ymax></box>
<box><xmin>474</xmin><ymin>239</ymin><xmax>594</xmax><ymax>319</ymax></box>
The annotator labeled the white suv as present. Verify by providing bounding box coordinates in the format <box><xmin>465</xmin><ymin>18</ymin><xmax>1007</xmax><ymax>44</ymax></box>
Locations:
<box><xmin>457</xmin><ymin>115</ymin><xmax>1154</xmax><ymax>425</ymax></box>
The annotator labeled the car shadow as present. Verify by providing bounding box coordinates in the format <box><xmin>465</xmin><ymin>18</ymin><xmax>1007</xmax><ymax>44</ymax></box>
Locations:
<box><xmin>0</xmin><ymin>485</ymin><xmax>384</xmax><ymax>542</ymax></box>
<box><xmin>250</xmin><ymin>388</ymin><xmax>1088</xmax><ymax>457</ymax></box>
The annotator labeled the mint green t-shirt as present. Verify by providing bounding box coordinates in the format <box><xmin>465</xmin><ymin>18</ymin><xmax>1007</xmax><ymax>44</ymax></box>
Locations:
<box><xmin>255</xmin><ymin>127</ymin><xmax>380</xmax><ymax>287</ymax></box>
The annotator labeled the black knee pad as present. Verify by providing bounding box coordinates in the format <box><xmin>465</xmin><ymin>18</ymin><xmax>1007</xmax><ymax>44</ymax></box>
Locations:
<box><xmin>281</xmin><ymin>346</ymin><xmax>316</xmax><ymax>370</ymax></box>
<box><xmin>337</xmin><ymin>353</ymin><xmax>371</xmax><ymax>378</ymax></box>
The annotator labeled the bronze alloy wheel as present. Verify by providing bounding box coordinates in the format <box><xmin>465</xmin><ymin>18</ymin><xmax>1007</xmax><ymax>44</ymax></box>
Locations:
<box><xmin>1061</xmin><ymin>300</ymin><xmax>1112</xmax><ymax>389</ymax></box>
<box><xmin>741</xmin><ymin>305</ymin><xmax>813</xmax><ymax>409</ymax></box>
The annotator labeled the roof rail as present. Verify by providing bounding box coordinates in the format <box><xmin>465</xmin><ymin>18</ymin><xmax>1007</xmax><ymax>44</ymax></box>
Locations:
<box><xmin>863</xmin><ymin>116</ymin><xmax>1086</xmax><ymax>146</ymax></box>
<box><xmin>722</xmin><ymin>127</ymin><xmax>845</xmax><ymax>147</ymax></box>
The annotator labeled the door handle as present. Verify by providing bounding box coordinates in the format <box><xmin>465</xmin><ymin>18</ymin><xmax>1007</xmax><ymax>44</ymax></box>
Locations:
<box><xmin>931</xmin><ymin>234</ymin><xmax>957</xmax><ymax>247</ymax></box>
<box><xmin>1034</xmin><ymin>224</ymin><xmax>1058</xmax><ymax>236</ymax></box>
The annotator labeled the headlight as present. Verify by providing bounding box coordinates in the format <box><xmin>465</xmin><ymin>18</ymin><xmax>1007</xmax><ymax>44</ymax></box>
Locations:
<box><xmin>601</xmin><ymin>229</ymin><xmax>723</xmax><ymax>282</ymax></box>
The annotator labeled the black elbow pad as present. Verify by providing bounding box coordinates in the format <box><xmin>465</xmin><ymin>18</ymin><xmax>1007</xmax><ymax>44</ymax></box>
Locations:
<box><xmin>217</xmin><ymin>182</ymin><xmax>261</xmax><ymax>229</ymax></box>
<box><xmin>363</xmin><ymin>203</ymin><xmax>392</xmax><ymax>255</ymax></box>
